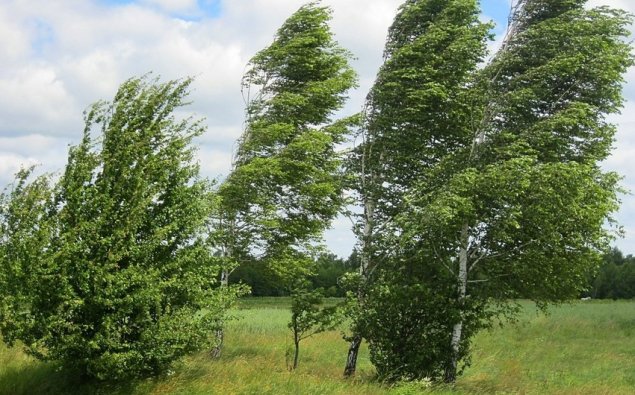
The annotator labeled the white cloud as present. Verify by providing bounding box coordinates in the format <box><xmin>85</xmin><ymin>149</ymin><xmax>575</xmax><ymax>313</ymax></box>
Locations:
<box><xmin>195</xmin><ymin>147</ymin><xmax>232</xmax><ymax>179</ymax></box>
<box><xmin>0</xmin><ymin>6</ymin><xmax>30</xmax><ymax>64</ymax></box>
<box><xmin>0</xmin><ymin>65</ymin><xmax>78</xmax><ymax>137</ymax></box>
<box><xmin>324</xmin><ymin>214</ymin><xmax>357</xmax><ymax>258</ymax></box>
<box><xmin>0</xmin><ymin>0</ymin><xmax>633</xmax><ymax>257</ymax></box>
<box><xmin>588</xmin><ymin>0</ymin><xmax>634</xmax><ymax>12</ymax></box>
<box><xmin>0</xmin><ymin>153</ymin><xmax>41</xmax><ymax>186</ymax></box>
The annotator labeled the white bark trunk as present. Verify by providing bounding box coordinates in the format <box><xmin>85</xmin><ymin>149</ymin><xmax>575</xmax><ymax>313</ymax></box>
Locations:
<box><xmin>344</xmin><ymin>195</ymin><xmax>374</xmax><ymax>377</ymax></box>
<box><xmin>211</xmin><ymin>218</ymin><xmax>235</xmax><ymax>358</ymax></box>
<box><xmin>344</xmin><ymin>146</ymin><xmax>380</xmax><ymax>377</ymax></box>
<box><xmin>446</xmin><ymin>223</ymin><xmax>469</xmax><ymax>382</ymax></box>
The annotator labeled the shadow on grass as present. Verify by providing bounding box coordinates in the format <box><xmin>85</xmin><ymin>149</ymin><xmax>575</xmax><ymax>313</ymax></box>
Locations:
<box><xmin>0</xmin><ymin>360</ymin><xmax>152</xmax><ymax>395</ymax></box>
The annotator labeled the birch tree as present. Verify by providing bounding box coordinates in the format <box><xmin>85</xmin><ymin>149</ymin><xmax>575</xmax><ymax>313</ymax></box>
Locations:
<box><xmin>344</xmin><ymin>0</ymin><xmax>491</xmax><ymax>377</ymax></box>
<box><xmin>351</xmin><ymin>0</ymin><xmax>632</xmax><ymax>382</ymax></box>
<box><xmin>213</xmin><ymin>1</ymin><xmax>357</xmax><ymax>355</ymax></box>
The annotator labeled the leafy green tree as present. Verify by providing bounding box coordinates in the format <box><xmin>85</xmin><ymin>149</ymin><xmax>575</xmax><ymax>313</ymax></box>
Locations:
<box><xmin>310</xmin><ymin>253</ymin><xmax>352</xmax><ymax>297</ymax></box>
<box><xmin>230</xmin><ymin>252</ymin><xmax>351</xmax><ymax>297</ymax></box>
<box><xmin>213</xmin><ymin>1</ymin><xmax>357</xmax><ymax>355</ymax></box>
<box><xmin>0</xmin><ymin>168</ymin><xmax>56</xmax><ymax>353</ymax></box>
<box><xmin>344</xmin><ymin>0</ymin><xmax>491</xmax><ymax>377</ymax></box>
<box><xmin>349</xmin><ymin>0</ymin><xmax>633</xmax><ymax>382</ymax></box>
<box><xmin>220</xmin><ymin>1</ymin><xmax>357</xmax><ymax>265</ymax></box>
<box><xmin>0</xmin><ymin>76</ymin><xmax>240</xmax><ymax>380</ymax></box>
<box><xmin>230</xmin><ymin>257</ymin><xmax>288</xmax><ymax>296</ymax></box>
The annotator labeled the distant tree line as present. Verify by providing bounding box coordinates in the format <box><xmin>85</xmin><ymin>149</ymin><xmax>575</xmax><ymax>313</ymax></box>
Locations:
<box><xmin>232</xmin><ymin>246</ymin><xmax>635</xmax><ymax>300</ymax></box>
<box><xmin>231</xmin><ymin>252</ymin><xmax>358</xmax><ymax>297</ymax></box>
<box><xmin>585</xmin><ymin>248</ymin><xmax>635</xmax><ymax>299</ymax></box>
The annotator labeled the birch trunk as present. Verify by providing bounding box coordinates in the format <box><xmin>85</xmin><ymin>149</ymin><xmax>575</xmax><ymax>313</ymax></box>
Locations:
<box><xmin>210</xmin><ymin>269</ymin><xmax>229</xmax><ymax>358</ymax></box>
<box><xmin>445</xmin><ymin>223</ymin><xmax>469</xmax><ymax>383</ymax></box>
<box><xmin>343</xmin><ymin>335</ymin><xmax>362</xmax><ymax>376</ymax></box>
<box><xmin>343</xmin><ymin>193</ymin><xmax>374</xmax><ymax>377</ymax></box>
<box><xmin>211</xmin><ymin>219</ymin><xmax>235</xmax><ymax>358</ymax></box>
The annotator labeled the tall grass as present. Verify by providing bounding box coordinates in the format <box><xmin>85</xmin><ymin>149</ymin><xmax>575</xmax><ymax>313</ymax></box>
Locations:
<box><xmin>0</xmin><ymin>300</ymin><xmax>633</xmax><ymax>394</ymax></box>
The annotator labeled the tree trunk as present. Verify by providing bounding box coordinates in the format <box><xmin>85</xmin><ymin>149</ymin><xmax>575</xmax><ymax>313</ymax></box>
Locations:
<box><xmin>292</xmin><ymin>335</ymin><xmax>300</xmax><ymax>370</ymax></box>
<box><xmin>211</xmin><ymin>269</ymin><xmax>229</xmax><ymax>358</ymax></box>
<box><xmin>343</xmin><ymin>188</ymin><xmax>375</xmax><ymax>377</ymax></box>
<box><xmin>445</xmin><ymin>223</ymin><xmax>469</xmax><ymax>383</ymax></box>
<box><xmin>344</xmin><ymin>335</ymin><xmax>362</xmax><ymax>377</ymax></box>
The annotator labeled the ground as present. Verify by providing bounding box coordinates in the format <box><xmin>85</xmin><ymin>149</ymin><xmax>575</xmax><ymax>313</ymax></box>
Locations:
<box><xmin>0</xmin><ymin>299</ymin><xmax>633</xmax><ymax>394</ymax></box>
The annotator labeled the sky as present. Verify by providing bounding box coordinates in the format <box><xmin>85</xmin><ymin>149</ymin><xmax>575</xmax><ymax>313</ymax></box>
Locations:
<box><xmin>0</xmin><ymin>0</ymin><xmax>633</xmax><ymax>258</ymax></box>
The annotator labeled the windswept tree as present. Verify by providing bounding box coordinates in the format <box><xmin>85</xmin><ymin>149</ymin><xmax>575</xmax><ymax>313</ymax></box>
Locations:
<box><xmin>212</xmin><ymin>1</ymin><xmax>357</xmax><ymax>355</ymax></box>
<box><xmin>344</xmin><ymin>0</ymin><xmax>491</xmax><ymax>377</ymax></box>
<box><xmin>349</xmin><ymin>0</ymin><xmax>633</xmax><ymax>382</ymax></box>
<box><xmin>0</xmin><ymin>76</ymin><xmax>240</xmax><ymax>380</ymax></box>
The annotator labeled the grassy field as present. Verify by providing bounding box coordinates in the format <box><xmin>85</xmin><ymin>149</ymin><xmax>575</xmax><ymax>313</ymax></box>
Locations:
<box><xmin>0</xmin><ymin>299</ymin><xmax>633</xmax><ymax>394</ymax></box>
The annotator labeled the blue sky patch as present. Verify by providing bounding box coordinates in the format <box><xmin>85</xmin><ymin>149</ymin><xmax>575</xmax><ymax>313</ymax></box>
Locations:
<box><xmin>97</xmin><ymin>0</ymin><xmax>222</xmax><ymax>20</ymax></box>
<box><xmin>198</xmin><ymin>0</ymin><xmax>221</xmax><ymax>18</ymax></box>
<box><xmin>481</xmin><ymin>0</ymin><xmax>513</xmax><ymax>32</ymax></box>
<box><xmin>30</xmin><ymin>19</ymin><xmax>55</xmax><ymax>57</ymax></box>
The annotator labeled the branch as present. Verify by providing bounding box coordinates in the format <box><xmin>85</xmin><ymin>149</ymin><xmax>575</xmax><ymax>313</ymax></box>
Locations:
<box><xmin>468</xmin><ymin>240</ymin><xmax>536</xmax><ymax>273</ymax></box>
<box><xmin>467</xmin><ymin>273</ymin><xmax>513</xmax><ymax>284</ymax></box>
<box><xmin>432</xmin><ymin>243</ymin><xmax>455</xmax><ymax>276</ymax></box>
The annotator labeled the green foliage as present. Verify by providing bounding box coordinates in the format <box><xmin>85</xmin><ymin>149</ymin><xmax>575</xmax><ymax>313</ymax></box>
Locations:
<box><xmin>310</xmin><ymin>253</ymin><xmax>353</xmax><ymax>297</ymax></box>
<box><xmin>219</xmin><ymin>2</ymin><xmax>358</xmax><ymax>272</ymax></box>
<box><xmin>231</xmin><ymin>252</ymin><xmax>353</xmax><ymax>297</ymax></box>
<box><xmin>349</xmin><ymin>0</ymin><xmax>492</xmax><ymax>381</ymax></box>
<box><xmin>0</xmin><ymin>76</ymin><xmax>242</xmax><ymax>380</ymax></box>
<box><xmin>214</xmin><ymin>2</ymin><xmax>357</xmax><ymax>358</ymax></box>
<box><xmin>230</xmin><ymin>257</ymin><xmax>288</xmax><ymax>296</ymax></box>
<box><xmin>588</xmin><ymin>248</ymin><xmax>635</xmax><ymax>299</ymax></box>
<box><xmin>288</xmin><ymin>286</ymin><xmax>340</xmax><ymax>370</ymax></box>
<box><xmin>351</xmin><ymin>0</ymin><xmax>633</xmax><ymax>383</ymax></box>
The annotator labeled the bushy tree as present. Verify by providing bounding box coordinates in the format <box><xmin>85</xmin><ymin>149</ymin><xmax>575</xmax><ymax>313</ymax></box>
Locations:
<box><xmin>0</xmin><ymin>76</ymin><xmax>240</xmax><ymax>380</ymax></box>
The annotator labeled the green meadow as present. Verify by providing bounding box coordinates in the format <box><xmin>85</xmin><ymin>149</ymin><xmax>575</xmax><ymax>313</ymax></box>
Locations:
<box><xmin>1</xmin><ymin>299</ymin><xmax>633</xmax><ymax>395</ymax></box>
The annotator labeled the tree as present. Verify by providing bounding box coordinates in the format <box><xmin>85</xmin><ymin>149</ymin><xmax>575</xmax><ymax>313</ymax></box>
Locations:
<box><xmin>0</xmin><ymin>76</ymin><xmax>240</xmax><ymax>380</ymax></box>
<box><xmin>350</xmin><ymin>0</ymin><xmax>633</xmax><ymax>382</ymax></box>
<box><xmin>221</xmin><ymin>1</ymin><xmax>357</xmax><ymax>265</ymax></box>
<box><xmin>343</xmin><ymin>0</ymin><xmax>491</xmax><ymax>377</ymax></box>
<box><xmin>287</xmin><ymin>285</ymin><xmax>339</xmax><ymax>370</ymax></box>
<box><xmin>310</xmin><ymin>253</ymin><xmax>352</xmax><ymax>297</ymax></box>
<box><xmin>590</xmin><ymin>248</ymin><xmax>635</xmax><ymax>299</ymax></box>
<box><xmin>213</xmin><ymin>1</ymin><xmax>357</xmax><ymax>355</ymax></box>
<box><xmin>230</xmin><ymin>252</ymin><xmax>352</xmax><ymax>297</ymax></box>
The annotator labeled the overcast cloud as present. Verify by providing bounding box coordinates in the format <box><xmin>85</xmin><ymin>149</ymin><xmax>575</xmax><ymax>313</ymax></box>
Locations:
<box><xmin>1</xmin><ymin>0</ymin><xmax>633</xmax><ymax>257</ymax></box>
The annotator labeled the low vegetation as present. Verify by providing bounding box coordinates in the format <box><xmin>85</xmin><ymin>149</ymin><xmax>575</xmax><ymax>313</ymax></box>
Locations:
<box><xmin>0</xmin><ymin>299</ymin><xmax>633</xmax><ymax>395</ymax></box>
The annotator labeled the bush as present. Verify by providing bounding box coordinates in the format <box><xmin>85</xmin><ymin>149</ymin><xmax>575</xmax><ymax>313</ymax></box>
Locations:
<box><xmin>359</xmin><ymin>259</ymin><xmax>488</xmax><ymax>382</ymax></box>
<box><xmin>0</xmin><ymin>76</ymin><xmax>241</xmax><ymax>381</ymax></box>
